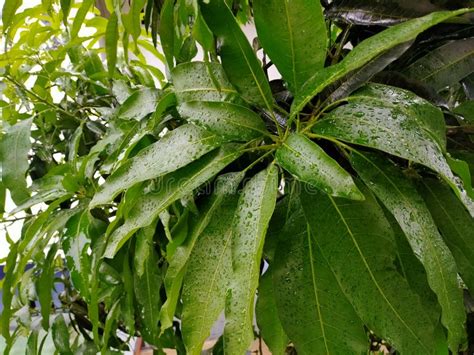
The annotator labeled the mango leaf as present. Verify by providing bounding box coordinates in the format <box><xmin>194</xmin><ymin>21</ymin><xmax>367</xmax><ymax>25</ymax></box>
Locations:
<box><xmin>181</xmin><ymin>196</ymin><xmax>238</xmax><ymax>355</ymax></box>
<box><xmin>105</xmin><ymin>12</ymin><xmax>119</xmax><ymax>78</ymax></box>
<box><xmin>160</xmin><ymin>172</ymin><xmax>243</xmax><ymax>332</ymax></box>
<box><xmin>1</xmin><ymin>241</ymin><xmax>18</xmax><ymax>343</ymax></box>
<box><xmin>405</xmin><ymin>38</ymin><xmax>474</xmax><ymax>91</ymax></box>
<box><xmin>273</xmin><ymin>204</ymin><xmax>368</xmax><ymax>354</ymax></box>
<box><xmin>453</xmin><ymin>100</ymin><xmax>474</xmax><ymax>124</ymax></box>
<box><xmin>71</xmin><ymin>0</ymin><xmax>94</xmax><ymax>38</ymax></box>
<box><xmin>104</xmin><ymin>144</ymin><xmax>243</xmax><ymax>257</ymax></box>
<box><xmin>172</xmin><ymin>61</ymin><xmax>240</xmax><ymax>103</ymax></box>
<box><xmin>200</xmin><ymin>0</ymin><xmax>274</xmax><ymax>109</ymax></box>
<box><xmin>159</xmin><ymin>0</ymin><xmax>175</xmax><ymax>68</ymax></box>
<box><xmin>300</xmin><ymin>184</ymin><xmax>441</xmax><ymax>354</ymax></box>
<box><xmin>91</xmin><ymin>124</ymin><xmax>224</xmax><ymax>207</ymax></box>
<box><xmin>178</xmin><ymin>101</ymin><xmax>268</xmax><ymax>141</ymax></box>
<box><xmin>118</xmin><ymin>88</ymin><xmax>161</xmax><ymax>120</ymax></box>
<box><xmin>38</xmin><ymin>244</ymin><xmax>58</xmax><ymax>330</ymax></box>
<box><xmin>2</xmin><ymin>0</ymin><xmax>23</xmax><ymax>33</ymax></box>
<box><xmin>2</xmin><ymin>118</ymin><xmax>32</xmax><ymax>205</ymax></box>
<box><xmin>52</xmin><ymin>314</ymin><xmax>72</xmax><ymax>354</ymax></box>
<box><xmin>255</xmin><ymin>269</ymin><xmax>289</xmax><ymax>355</ymax></box>
<box><xmin>224</xmin><ymin>165</ymin><xmax>278</xmax><ymax>354</ymax></box>
<box><xmin>351</xmin><ymin>152</ymin><xmax>466</xmax><ymax>350</ymax></box>
<box><xmin>313</xmin><ymin>84</ymin><xmax>474</xmax><ymax>215</ymax></box>
<box><xmin>253</xmin><ymin>0</ymin><xmax>327</xmax><ymax>93</ymax></box>
<box><xmin>291</xmin><ymin>9</ymin><xmax>472</xmax><ymax>117</ymax></box>
<box><xmin>134</xmin><ymin>225</ymin><xmax>162</xmax><ymax>346</ymax></box>
<box><xmin>276</xmin><ymin>133</ymin><xmax>363</xmax><ymax>200</ymax></box>
<box><xmin>419</xmin><ymin>178</ymin><xmax>474</xmax><ymax>294</ymax></box>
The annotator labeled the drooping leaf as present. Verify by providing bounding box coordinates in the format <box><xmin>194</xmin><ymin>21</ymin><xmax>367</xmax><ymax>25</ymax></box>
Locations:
<box><xmin>104</xmin><ymin>144</ymin><xmax>243</xmax><ymax>257</ymax></box>
<box><xmin>181</xmin><ymin>196</ymin><xmax>238</xmax><ymax>355</ymax></box>
<box><xmin>276</xmin><ymin>133</ymin><xmax>363</xmax><ymax>200</ymax></box>
<box><xmin>291</xmin><ymin>9</ymin><xmax>472</xmax><ymax>117</ymax></box>
<box><xmin>1</xmin><ymin>241</ymin><xmax>18</xmax><ymax>343</ymax></box>
<box><xmin>224</xmin><ymin>165</ymin><xmax>278</xmax><ymax>354</ymax></box>
<box><xmin>105</xmin><ymin>12</ymin><xmax>119</xmax><ymax>78</ymax></box>
<box><xmin>130</xmin><ymin>0</ymin><xmax>146</xmax><ymax>42</ymax></box>
<box><xmin>159</xmin><ymin>0</ymin><xmax>175</xmax><ymax>68</ymax></box>
<box><xmin>70</xmin><ymin>0</ymin><xmax>94</xmax><ymax>38</ymax></box>
<box><xmin>253</xmin><ymin>0</ymin><xmax>327</xmax><ymax>93</ymax></box>
<box><xmin>52</xmin><ymin>314</ymin><xmax>72</xmax><ymax>354</ymax></box>
<box><xmin>255</xmin><ymin>269</ymin><xmax>289</xmax><ymax>355</ymax></box>
<box><xmin>171</xmin><ymin>61</ymin><xmax>240</xmax><ymax>103</ymax></box>
<box><xmin>200</xmin><ymin>0</ymin><xmax>274</xmax><ymax>109</ymax></box>
<box><xmin>419</xmin><ymin>178</ymin><xmax>474</xmax><ymax>294</ymax></box>
<box><xmin>300</xmin><ymin>184</ymin><xmax>441</xmax><ymax>354</ymax></box>
<box><xmin>37</xmin><ymin>244</ymin><xmax>58</xmax><ymax>330</ymax></box>
<box><xmin>405</xmin><ymin>37</ymin><xmax>474</xmax><ymax>91</ymax></box>
<box><xmin>117</xmin><ymin>88</ymin><xmax>161</xmax><ymax>120</ymax></box>
<box><xmin>2</xmin><ymin>0</ymin><xmax>23</xmax><ymax>33</ymax></box>
<box><xmin>91</xmin><ymin>124</ymin><xmax>225</xmax><ymax>207</ymax></box>
<box><xmin>351</xmin><ymin>152</ymin><xmax>466</xmax><ymax>350</ymax></box>
<box><xmin>313</xmin><ymin>83</ymin><xmax>474</xmax><ymax>214</ymax></box>
<box><xmin>160</xmin><ymin>172</ymin><xmax>243</xmax><ymax>332</ymax></box>
<box><xmin>178</xmin><ymin>101</ymin><xmax>268</xmax><ymax>141</ymax></box>
<box><xmin>2</xmin><ymin>118</ymin><xmax>32</xmax><ymax>204</ymax></box>
<box><xmin>273</xmin><ymin>203</ymin><xmax>368</xmax><ymax>354</ymax></box>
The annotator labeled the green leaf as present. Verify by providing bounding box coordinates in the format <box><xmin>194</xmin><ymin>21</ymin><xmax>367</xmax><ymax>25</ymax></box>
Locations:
<box><xmin>300</xmin><ymin>184</ymin><xmax>441</xmax><ymax>354</ymax></box>
<box><xmin>178</xmin><ymin>101</ymin><xmax>267</xmax><ymax>141</ymax></box>
<box><xmin>118</xmin><ymin>88</ymin><xmax>161</xmax><ymax>120</ymax></box>
<box><xmin>351</xmin><ymin>152</ymin><xmax>466</xmax><ymax>350</ymax></box>
<box><xmin>1</xmin><ymin>241</ymin><xmax>18</xmax><ymax>343</ymax></box>
<box><xmin>291</xmin><ymin>9</ymin><xmax>472</xmax><ymax>117</ymax></box>
<box><xmin>454</xmin><ymin>100</ymin><xmax>474</xmax><ymax>124</ymax></box>
<box><xmin>419</xmin><ymin>178</ymin><xmax>474</xmax><ymax>294</ymax></box>
<box><xmin>104</xmin><ymin>144</ymin><xmax>243</xmax><ymax>257</ymax></box>
<box><xmin>171</xmin><ymin>61</ymin><xmax>240</xmax><ymax>103</ymax></box>
<box><xmin>71</xmin><ymin>0</ymin><xmax>94</xmax><ymax>39</ymax></box>
<box><xmin>253</xmin><ymin>0</ymin><xmax>327</xmax><ymax>93</ymax></box>
<box><xmin>161</xmin><ymin>171</ymin><xmax>243</xmax><ymax>332</ymax></box>
<box><xmin>273</xmin><ymin>203</ymin><xmax>368</xmax><ymax>354</ymax></box>
<box><xmin>405</xmin><ymin>38</ymin><xmax>474</xmax><ymax>91</ymax></box>
<box><xmin>37</xmin><ymin>244</ymin><xmax>58</xmax><ymax>330</ymax></box>
<box><xmin>2</xmin><ymin>0</ymin><xmax>22</xmax><ymax>33</ymax></box>
<box><xmin>52</xmin><ymin>314</ymin><xmax>72</xmax><ymax>354</ymax></box>
<box><xmin>200</xmin><ymin>0</ymin><xmax>274</xmax><ymax>109</ymax></box>
<box><xmin>224</xmin><ymin>165</ymin><xmax>278</xmax><ymax>353</ymax></box>
<box><xmin>131</xmin><ymin>0</ymin><xmax>146</xmax><ymax>42</ymax></box>
<box><xmin>256</xmin><ymin>270</ymin><xmax>289</xmax><ymax>355</ymax></box>
<box><xmin>2</xmin><ymin>118</ymin><xmax>32</xmax><ymax>205</ymax></box>
<box><xmin>181</xmin><ymin>196</ymin><xmax>238</xmax><ymax>355</ymax></box>
<box><xmin>60</xmin><ymin>0</ymin><xmax>71</xmax><ymax>25</ymax></box>
<box><xmin>105</xmin><ymin>12</ymin><xmax>119</xmax><ymax>78</ymax></box>
<box><xmin>276</xmin><ymin>133</ymin><xmax>363</xmax><ymax>200</ymax></box>
<box><xmin>91</xmin><ymin>124</ymin><xmax>225</xmax><ymax>207</ymax></box>
<box><xmin>159</xmin><ymin>0</ymin><xmax>175</xmax><ymax>68</ymax></box>
<box><xmin>134</xmin><ymin>225</ymin><xmax>162</xmax><ymax>346</ymax></box>
<box><xmin>313</xmin><ymin>83</ymin><xmax>474</xmax><ymax>215</ymax></box>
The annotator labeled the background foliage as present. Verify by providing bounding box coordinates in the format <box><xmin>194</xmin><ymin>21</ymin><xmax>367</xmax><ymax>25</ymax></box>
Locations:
<box><xmin>1</xmin><ymin>0</ymin><xmax>474</xmax><ymax>354</ymax></box>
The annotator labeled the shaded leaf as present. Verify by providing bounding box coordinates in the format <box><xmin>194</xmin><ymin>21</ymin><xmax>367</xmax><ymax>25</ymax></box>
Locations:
<box><xmin>276</xmin><ymin>133</ymin><xmax>363</xmax><ymax>200</ymax></box>
<box><xmin>38</xmin><ymin>244</ymin><xmax>58</xmax><ymax>330</ymax></box>
<box><xmin>104</xmin><ymin>144</ymin><xmax>243</xmax><ymax>257</ymax></box>
<box><xmin>300</xmin><ymin>184</ymin><xmax>441</xmax><ymax>353</ymax></box>
<box><xmin>200</xmin><ymin>0</ymin><xmax>274</xmax><ymax>109</ymax></box>
<box><xmin>253</xmin><ymin>0</ymin><xmax>327</xmax><ymax>93</ymax></box>
<box><xmin>224</xmin><ymin>165</ymin><xmax>278</xmax><ymax>353</ymax></box>
<box><xmin>178</xmin><ymin>101</ymin><xmax>267</xmax><ymax>141</ymax></box>
<box><xmin>91</xmin><ymin>124</ymin><xmax>225</xmax><ymax>207</ymax></box>
<box><xmin>52</xmin><ymin>314</ymin><xmax>72</xmax><ymax>354</ymax></box>
<box><xmin>105</xmin><ymin>12</ymin><xmax>119</xmax><ymax>78</ymax></box>
<box><xmin>351</xmin><ymin>152</ymin><xmax>466</xmax><ymax>350</ymax></box>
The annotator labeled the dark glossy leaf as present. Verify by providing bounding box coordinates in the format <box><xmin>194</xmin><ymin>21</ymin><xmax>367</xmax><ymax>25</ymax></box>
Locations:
<box><xmin>300</xmin><ymin>185</ymin><xmax>441</xmax><ymax>353</ymax></box>
<box><xmin>273</xmin><ymin>203</ymin><xmax>368</xmax><ymax>354</ymax></box>
<box><xmin>161</xmin><ymin>172</ymin><xmax>243</xmax><ymax>332</ymax></box>
<box><xmin>200</xmin><ymin>0</ymin><xmax>274</xmax><ymax>109</ymax></box>
<box><xmin>276</xmin><ymin>133</ymin><xmax>363</xmax><ymax>200</ymax></box>
<box><xmin>91</xmin><ymin>124</ymin><xmax>225</xmax><ymax>207</ymax></box>
<box><xmin>405</xmin><ymin>38</ymin><xmax>474</xmax><ymax>91</ymax></box>
<box><xmin>253</xmin><ymin>0</ymin><xmax>327</xmax><ymax>93</ymax></box>
<box><xmin>118</xmin><ymin>88</ymin><xmax>161</xmax><ymax>120</ymax></box>
<box><xmin>454</xmin><ymin>100</ymin><xmax>474</xmax><ymax>123</ymax></box>
<box><xmin>171</xmin><ymin>61</ymin><xmax>240</xmax><ymax>103</ymax></box>
<box><xmin>256</xmin><ymin>269</ymin><xmax>289</xmax><ymax>355</ymax></box>
<box><xmin>178</xmin><ymin>101</ymin><xmax>268</xmax><ymax>141</ymax></box>
<box><xmin>224</xmin><ymin>165</ymin><xmax>278</xmax><ymax>353</ymax></box>
<box><xmin>313</xmin><ymin>84</ymin><xmax>474</xmax><ymax>214</ymax></box>
<box><xmin>159</xmin><ymin>0</ymin><xmax>175</xmax><ymax>68</ymax></box>
<box><xmin>419</xmin><ymin>178</ymin><xmax>474</xmax><ymax>294</ymax></box>
<box><xmin>181</xmin><ymin>196</ymin><xmax>238</xmax><ymax>355</ymax></box>
<box><xmin>291</xmin><ymin>9</ymin><xmax>472</xmax><ymax>117</ymax></box>
<box><xmin>2</xmin><ymin>118</ymin><xmax>32</xmax><ymax>204</ymax></box>
<box><xmin>351</xmin><ymin>152</ymin><xmax>466</xmax><ymax>350</ymax></box>
<box><xmin>104</xmin><ymin>144</ymin><xmax>243</xmax><ymax>257</ymax></box>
